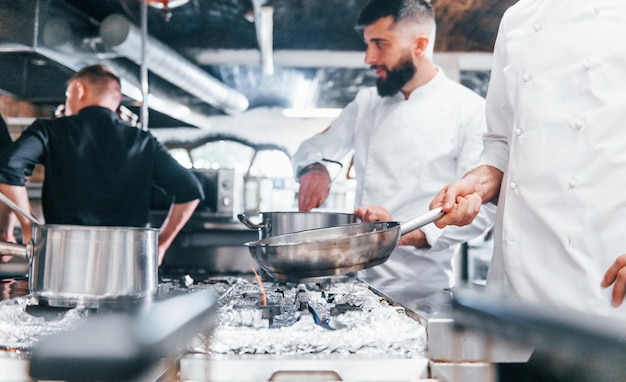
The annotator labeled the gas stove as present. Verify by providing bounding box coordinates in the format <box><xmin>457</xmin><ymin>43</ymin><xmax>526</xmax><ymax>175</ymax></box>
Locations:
<box><xmin>0</xmin><ymin>272</ymin><xmax>520</xmax><ymax>382</ymax></box>
<box><xmin>157</xmin><ymin>274</ymin><xmax>430</xmax><ymax>381</ymax></box>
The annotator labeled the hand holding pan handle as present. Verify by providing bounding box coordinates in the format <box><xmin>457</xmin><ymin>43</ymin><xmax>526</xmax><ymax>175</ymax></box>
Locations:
<box><xmin>400</xmin><ymin>207</ymin><xmax>444</xmax><ymax>236</ymax></box>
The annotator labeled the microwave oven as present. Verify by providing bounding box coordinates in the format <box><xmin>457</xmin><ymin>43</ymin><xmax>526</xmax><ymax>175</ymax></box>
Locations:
<box><xmin>150</xmin><ymin>168</ymin><xmax>241</xmax><ymax>219</ymax></box>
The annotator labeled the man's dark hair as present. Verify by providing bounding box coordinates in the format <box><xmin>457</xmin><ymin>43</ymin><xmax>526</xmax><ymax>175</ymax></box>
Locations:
<box><xmin>68</xmin><ymin>64</ymin><xmax>121</xmax><ymax>89</ymax></box>
<box><xmin>356</xmin><ymin>0</ymin><xmax>434</xmax><ymax>29</ymax></box>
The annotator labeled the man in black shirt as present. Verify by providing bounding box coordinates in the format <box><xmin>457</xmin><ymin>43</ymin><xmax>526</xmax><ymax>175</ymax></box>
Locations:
<box><xmin>0</xmin><ymin>64</ymin><xmax>203</xmax><ymax>265</ymax></box>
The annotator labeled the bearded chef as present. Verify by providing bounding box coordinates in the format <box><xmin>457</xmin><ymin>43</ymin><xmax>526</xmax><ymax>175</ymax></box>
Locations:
<box><xmin>430</xmin><ymin>0</ymin><xmax>626</xmax><ymax>319</ymax></box>
<box><xmin>292</xmin><ymin>0</ymin><xmax>495</xmax><ymax>290</ymax></box>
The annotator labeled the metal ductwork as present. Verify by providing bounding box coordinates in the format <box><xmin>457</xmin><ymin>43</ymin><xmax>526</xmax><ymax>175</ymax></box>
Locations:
<box><xmin>0</xmin><ymin>0</ymin><xmax>245</xmax><ymax>127</ymax></box>
<box><xmin>252</xmin><ymin>0</ymin><xmax>274</xmax><ymax>76</ymax></box>
<box><xmin>100</xmin><ymin>14</ymin><xmax>249</xmax><ymax>116</ymax></box>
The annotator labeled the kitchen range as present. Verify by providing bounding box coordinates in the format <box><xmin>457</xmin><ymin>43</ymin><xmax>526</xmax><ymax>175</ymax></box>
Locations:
<box><xmin>0</xmin><ymin>263</ymin><xmax>522</xmax><ymax>382</ymax></box>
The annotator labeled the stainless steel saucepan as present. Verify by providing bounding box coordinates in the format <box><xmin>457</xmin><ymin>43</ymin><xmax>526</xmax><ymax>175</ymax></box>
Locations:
<box><xmin>0</xmin><ymin>192</ymin><xmax>158</xmax><ymax>309</ymax></box>
<box><xmin>238</xmin><ymin>211</ymin><xmax>358</xmax><ymax>239</ymax></box>
<box><xmin>244</xmin><ymin>208</ymin><xmax>444</xmax><ymax>281</ymax></box>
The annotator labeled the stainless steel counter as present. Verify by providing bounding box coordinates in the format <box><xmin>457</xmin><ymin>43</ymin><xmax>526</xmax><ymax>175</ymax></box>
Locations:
<box><xmin>359</xmin><ymin>272</ymin><xmax>531</xmax><ymax>382</ymax></box>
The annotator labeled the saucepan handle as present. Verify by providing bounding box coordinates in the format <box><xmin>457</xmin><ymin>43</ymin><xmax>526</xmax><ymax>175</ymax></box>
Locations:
<box><xmin>0</xmin><ymin>241</ymin><xmax>28</xmax><ymax>258</ymax></box>
<box><xmin>237</xmin><ymin>213</ymin><xmax>265</xmax><ymax>230</ymax></box>
<box><xmin>400</xmin><ymin>207</ymin><xmax>444</xmax><ymax>236</ymax></box>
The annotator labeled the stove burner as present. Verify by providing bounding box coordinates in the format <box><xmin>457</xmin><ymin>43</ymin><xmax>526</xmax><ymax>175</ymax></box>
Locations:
<box><xmin>189</xmin><ymin>277</ymin><xmax>427</xmax><ymax>357</ymax></box>
<box><xmin>330</xmin><ymin>303</ymin><xmax>362</xmax><ymax>316</ymax></box>
<box><xmin>24</xmin><ymin>305</ymin><xmax>72</xmax><ymax>322</ymax></box>
<box><xmin>307</xmin><ymin>303</ymin><xmax>337</xmax><ymax>331</ymax></box>
<box><xmin>233</xmin><ymin>302</ymin><xmax>281</xmax><ymax>325</ymax></box>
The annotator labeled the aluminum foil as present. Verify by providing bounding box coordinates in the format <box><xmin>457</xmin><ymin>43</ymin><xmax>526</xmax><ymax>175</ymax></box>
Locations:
<box><xmin>0</xmin><ymin>295</ymin><xmax>87</xmax><ymax>354</ymax></box>
<box><xmin>188</xmin><ymin>278</ymin><xmax>427</xmax><ymax>358</ymax></box>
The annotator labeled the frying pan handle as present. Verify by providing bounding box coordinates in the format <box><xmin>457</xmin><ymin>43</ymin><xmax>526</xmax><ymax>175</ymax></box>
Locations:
<box><xmin>400</xmin><ymin>207</ymin><xmax>444</xmax><ymax>236</ymax></box>
<box><xmin>237</xmin><ymin>213</ymin><xmax>265</xmax><ymax>230</ymax></box>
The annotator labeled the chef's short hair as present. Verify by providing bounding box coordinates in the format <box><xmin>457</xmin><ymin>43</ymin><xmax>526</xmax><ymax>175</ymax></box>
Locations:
<box><xmin>69</xmin><ymin>64</ymin><xmax>121</xmax><ymax>91</ymax></box>
<box><xmin>356</xmin><ymin>0</ymin><xmax>434</xmax><ymax>29</ymax></box>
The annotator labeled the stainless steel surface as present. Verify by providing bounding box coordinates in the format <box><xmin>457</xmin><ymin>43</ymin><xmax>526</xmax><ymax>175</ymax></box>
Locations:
<box><xmin>0</xmin><ymin>242</ymin><xmax>30</xmax><ymax>258</ymax></box>
<box><xmin>246</xmin><ymin>221</ymin><xmax>400</xmax><ymax>280</ymax></box>
<box><xmin>30</xmin><ymin>290</ymin><xmax>219</xmax><ymax>381</ymax></box>
<box><xmin>0</xmin><ymin>259</ymin><xmax>29</xmax><ymax>279</ymax></box>
<box><xmin>360</xmin><ymin>272</ymin><xmax>531</xmax><ymax>365</ymax></box>
<box><xmin>100</xmin><ymin>14</ymin><xmax>249</xmax><ymax>115</ymax></box>
<box><xmin>0</xmin><ymin>224</ymin><xmax>159</xmax><ymax>309</ymax></box>
<box><xmin>31</xmin><ymin>225</ymin><xmax>158</xmax><ymax>308</ymax></box>
<box><xmin>244</xmin><ymin>209</ymin><xmax>443</xmax><ymax>281</ymax></box>
<box><xmin>430</xmin><ymin>362</ymin><xmax>495</xmax><ymax>382</ymax></box>
<box><xmin>238</xmin><ymin>210</ymin><xmax>357</xmax><ymax>238</ymax></box>
<box><xmin>180</xmin><ymin>355</ymin><xmax>429</xmax><ymax>382</ymax></box>
<box><xmin>0</xmin><ymin>358</ymin><xmax>30</xmax><ymax>382</ymax></box>
<box><xmin>400</xmin><ymin>207</ymin><xmax>444</xmax><ymax>235</ymax></box>
<box><xmin>453</xmin><ymin>288</ymin><xmax>626</xmax><ymax>381</ymax></box>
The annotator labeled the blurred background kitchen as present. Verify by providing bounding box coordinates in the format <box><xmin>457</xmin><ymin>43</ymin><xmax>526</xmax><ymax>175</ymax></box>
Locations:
<box><xmin>0</xmin><ymin>0</ymin><xmax>505</xmax><ymax>281</ymax></box>
<box><xmin>7</xmin><ymin>2</ymin><xmax>626</xmax><ymax>382</ymax></box>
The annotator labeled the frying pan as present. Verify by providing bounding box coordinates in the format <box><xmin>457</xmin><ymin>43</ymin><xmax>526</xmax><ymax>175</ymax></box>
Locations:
<box><xmin>244</xmin><ymin>208</ymin><xmax>444</xmax><ymax>281</ymax></box>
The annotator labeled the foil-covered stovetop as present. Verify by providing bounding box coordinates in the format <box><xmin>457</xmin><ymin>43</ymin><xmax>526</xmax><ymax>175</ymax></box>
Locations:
<box><xmin>159</xmin><ymin>275</ymin><xmax>427</xmax><ymax>358</ymax></box>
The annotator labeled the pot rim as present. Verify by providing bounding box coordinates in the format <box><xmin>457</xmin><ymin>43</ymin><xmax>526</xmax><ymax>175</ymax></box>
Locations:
<box><xmin>38</xmin><ymin>224</ymin><xmax>159</xmax><ymax>232</ymax></box>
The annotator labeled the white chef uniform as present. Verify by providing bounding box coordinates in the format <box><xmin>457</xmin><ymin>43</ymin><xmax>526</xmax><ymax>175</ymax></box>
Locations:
<box><xmin>482</xmin><ymin>0</ymin><xmax>626</xmax><ymax>321</ymax></box>
<box><xmin>293</xmin><ymin>68</ymin><xmax>495</xmax><ymax>289</ymax></box>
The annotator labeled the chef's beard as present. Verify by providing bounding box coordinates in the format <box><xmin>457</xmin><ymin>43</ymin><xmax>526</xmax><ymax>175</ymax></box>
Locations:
<box><xmin>375</xmin><ymin>53</ymin><xmax>416</xmax><ymax>97</ymax></box>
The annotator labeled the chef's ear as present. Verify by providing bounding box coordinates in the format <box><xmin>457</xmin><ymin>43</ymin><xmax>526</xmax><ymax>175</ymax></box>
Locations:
<box><xmin>413</xmin><ymin>34</ymin><xmax>430</xmax><ymax>58</ymax></box>
<box><xmin>75</xmin><ymin>80</ymin><xmax>88</xmax><ymax>100</ymax></box>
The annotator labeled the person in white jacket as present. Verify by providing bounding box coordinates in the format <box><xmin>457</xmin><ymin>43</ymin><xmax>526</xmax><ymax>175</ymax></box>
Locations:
<box><xmin>431</xmin><ymin>0</ymin><xmax>626</xmax><ymax>319</ymax></box>
<box><xmin>292</xmin><ymin>0</ymin><xmax>495</xmax><ymax>289</ymax></box>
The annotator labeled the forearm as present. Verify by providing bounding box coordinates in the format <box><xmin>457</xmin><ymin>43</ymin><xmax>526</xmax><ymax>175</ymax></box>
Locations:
<box><xmin>464</xmin><ymin>165</ymin><xmax>503</xmax><ymax>204</ymax></box>
<box><xmin>398</xmin><ymin>229</ymin><xmax>429</xmax><ymax>248</ymax></box>
<box><xmin>158</xmin><ymin>199</ymin><xmax>200</xmax><ymax>249</ymax></box>
<box><xmin>0</xmin><ymin>184</ymin><xmax>32</xmax><ymax>242</ymax></box>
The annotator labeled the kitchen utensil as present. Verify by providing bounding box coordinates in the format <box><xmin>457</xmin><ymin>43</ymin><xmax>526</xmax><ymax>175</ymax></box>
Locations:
<box><xmin>238</xmin><ymin>211</ymin><xmax>357</xmax><ymax>239</ymax></box>
<box><xmin>244</xmin><ymin>208</ymin><xmax>444</xmax><ymax>281</ymax></box>
<box><xmin>0</xmin><ymin>193</ymin><xmax>158</xmax><ymax>308</ymax></box>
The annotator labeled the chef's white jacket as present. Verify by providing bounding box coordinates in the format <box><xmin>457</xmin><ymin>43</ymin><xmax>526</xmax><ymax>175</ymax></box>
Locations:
<box><xmin>293</xmin><ymin>69</ymin><xmax>495</xmax><ymax>289</ymax></box>
<box><xmin>482</xmin><ymin>0</ymin><xmax>626</xmax><ymax>320</ymax></box>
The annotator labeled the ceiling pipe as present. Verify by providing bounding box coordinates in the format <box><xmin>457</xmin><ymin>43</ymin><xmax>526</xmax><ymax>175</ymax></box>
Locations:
<box><xmin>252</xmin><ymin>0</ymin><xmax>274</xmax><ymax>76</ymax></box>
<box><xmin>100</xmin><ymin>14</ymin><xmax>249</xmax><ymax>115</ymax></box>
<box><xmin>0</xmin><ymin>0</ymin><xmax>218</xmax><ymax>128</ymax></box>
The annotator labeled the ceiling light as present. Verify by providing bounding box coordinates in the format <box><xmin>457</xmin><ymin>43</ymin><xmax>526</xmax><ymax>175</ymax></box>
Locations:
<box><xmin>146</xmin><ymin>0</ymin><xmax>190</xmax><ymax>10</ymax></box>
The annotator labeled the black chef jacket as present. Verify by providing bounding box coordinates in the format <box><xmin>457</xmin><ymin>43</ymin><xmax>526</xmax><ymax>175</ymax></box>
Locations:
<box><xmin>0</xmin><ymin>106</ymin><xmax>203</xmax><ymax>227</ymax></box>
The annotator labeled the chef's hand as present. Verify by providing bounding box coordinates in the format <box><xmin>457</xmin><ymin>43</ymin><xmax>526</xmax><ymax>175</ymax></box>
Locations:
<box><xmin>430</xmin><ymin>178</ymin><xmax>482</xmax><ymax>228</ymax></box>
<box><xmin>298</xmin><ymin>164</ymin><xmax>331</xmax><ymax>211</ymax></box>
<box><xmin>601</xmin><ymin>254</ymin><xmax>626</xmax><ymax>307</ymax></box>
<box><xmin>430</xmin><ymin>166</ymin><xmax>503</xmax><ymax>228</ymax></box>
<box><xmin>354</xmin><ymin>205</ymin><xmax>428</xmax><ymax>248</ymax></box>
<box><xmin>157</xmin><ymin>243</ymin><xmax>168</xmax><ymax>267</ymax></box>
<box><xmin>0</xmin><ymin>212</ymin><xmax>16</xmax><ymax>263</ymax></box>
